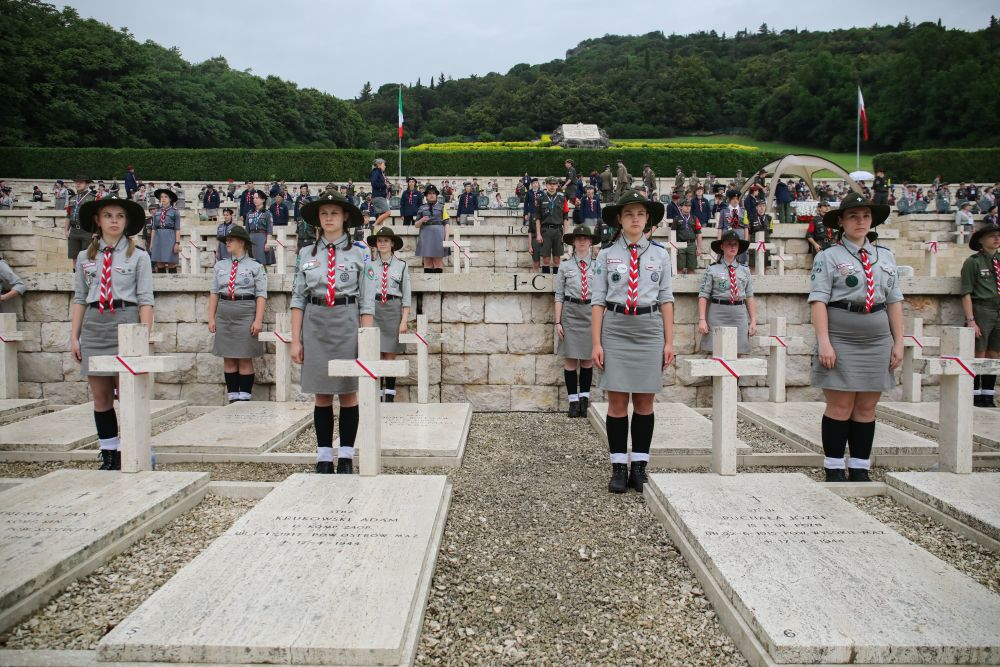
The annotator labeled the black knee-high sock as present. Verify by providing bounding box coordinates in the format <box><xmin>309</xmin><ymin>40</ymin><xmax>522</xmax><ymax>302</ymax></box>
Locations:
<box><xmin>314</xmin><ymin>405</ymin><xmax>334</xmax><ymax>448</ymax></box>
<box><xmin>385</xmin><ymin>377</ymin><xmax>396</xmax><ymax>392</ymax></box>
<box><xmin>579</xmin><ymin>367</ymin><xmax>593</xmax><ymax>394</ymax></box>
<box><xmin>607</xmin><ymin>415</ymin><xmax>629</xmax><ymax>463</ymax></box>
<box><xmin>338</xmin><ymin>405</ymin><xmax>359</xmax><ymax>457</ymax></box>
<box><xmin>630</xmin><ymin>412</ymin><xmax>654</xmax><ymax>459</ymax></box>
<box><xmin>94</xmin><ymin>409</ymin><xmax>118</xmax><ymax>441</ymax></box>
<box><xmin>564</xmin><ymin>369</ymin><xmax>578</xmax><ymax>398</ymax></box>
<box><xmin>238</xmin><ymin>373</ymin><xmax>254</xmax><ymax>395</ymax></box>
<box><xmin>224</xmin><ymin>372</ymin><xmax>240</xmax><ymax>394</ymax></box>
<box><xmin>975</xmin><ymin>374</ymin><xmax>982</xmax><ymax>393</ymax></box>
<box><xmin>821</xmin><ymin>415</ymin><xmax>850</xmax><ymax>467</ymax></box>
<box><xmin>847</xmin><ymin>420</ymin><xmax>876</xmax><ymax>464</ymax></box>
<box><xmin>983</xmin><ymin>375</ymin><xmax>997</xmax><ymax>394</ymax></box>
<box><xmin>542</xmin><ymin>265</ymin><xmax>551</xmax><ymax>274</ymax></box>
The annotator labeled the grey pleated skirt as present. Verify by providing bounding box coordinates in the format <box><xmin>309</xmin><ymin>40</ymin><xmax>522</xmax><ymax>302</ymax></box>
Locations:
<box><xmin>80</xmin><ymin>305</ymin><xmax>140</xmax><ymax>376</ymax></box>
<box><xmin>597</xmin><ymin>310</ymin><xmax>664</xmax><ymax>394</ymax></box>
<box><xmin>300</xmin><ymin>301</ymin><xmax>359</xmax><ymax>395</ymax></box>
<box><xmin>811</xmin><ymin>306</ymin><xmax>893</xmax><ymax>392</ymax></box>
<box><xmin>249</xmin><ymin>232</ymin><xmax>274</xmax><ymax>265</ymax></box>
<box><xmin>701</xmin><ymin>303</ymin><xmax>750</xmax><ymax>354</ymax></box>
<box><xmin>211</xmin><ymin>299</ymin><xmax>263</xmax><ymax>359</ymax></box>
<box><xmin>415</xmin><ymin>224</ymin><xmax>445</xmax><ymax>257</ymax></box>
<box><xmin>216</xmin><ymin>241</ymin><xmax>231</xmax><ymax>261</ymax></box>
<box><xmin>557</xmin><ymin>300</ymin><xmax>593</xmax><ymax>360</ymax></box>
<box><xmin>149</xmin><ymin>229</ymin><xmax>178</xmax><ymax>264</ymax></box>
<box><xmin>373</xmin><ymin>297</ymin><xmax>404</xmax><ymax>354</ymax></box>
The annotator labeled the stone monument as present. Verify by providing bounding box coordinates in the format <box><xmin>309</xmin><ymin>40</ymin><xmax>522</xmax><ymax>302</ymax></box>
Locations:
<box><xmin>550</xmin><ymin>123</ymin><xmax>610</xmax><ymax>149</ymax></box>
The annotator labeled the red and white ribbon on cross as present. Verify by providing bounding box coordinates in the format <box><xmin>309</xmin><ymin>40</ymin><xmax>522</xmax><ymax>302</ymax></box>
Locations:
<box><xmin>115</xmin><ymin>356</ymin><xmax>147</xmax><ymax>376</ymax></box>
<box><xmin>451</xmin><ymin>239</ymin><xmax>472</xmax><ymax>259</ymax></box>
<box><xmin>925</xmin><ymin>241</ymin><xmax>938</xmax><ymax>253</ymax></box>
<box><xmin>711</xmin><ymin>357</ymin><xmax>741</xmax><ymax>378</ymax></box>
<box><xmin>188</xmin><ymin>239</ymin><xmax>200</xmax><ymax>249</ymax></box>
<box><xmin>940</xmin><ymin>355</ymin><xmax>976</xmax><ymax>377</ymax></box>
<box><xmin>414</xmin><ymin>332</ymin><xmax>429</xmax><ymax>346</ymax></box>
<box><xmin>667</xmin><ymin>241</ymin><xmax>680</xmax><ymax>250</ymax></box>
<box><xmin>354</xmin><ymin>359</ymin><xmax>379</xmax><ymax>380</ymax></box>
<box><xmin>904</xmin><ymin>335</ymin><xmax>923</xmax><ymax>349</ymax></box>
<box><xmin>272</xmin><ymin>332</ymin><xmax>290</xmax><ymax>344</ymax></box>
<box><xmin>756</xmin><ymin>241</ymin><xmax>767</xmax><ymax>252</ymax></box>
<box><xmin>770</xmin><ymin>335</ymin><xmax>787</xmax><ymax>348</ymax></box>
<box><xmin>0</xmin><ymin>335</ymin><xmax>11</xmax><ymax>344</ymax></box>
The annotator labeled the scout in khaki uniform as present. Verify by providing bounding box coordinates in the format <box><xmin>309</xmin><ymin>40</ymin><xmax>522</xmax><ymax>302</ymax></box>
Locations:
<box><xmin>366</xmin><ymin>227</ymin><xmax>411</xmax><ymax>402</ymax></box>
<box><xmin>592</xmin><ymin>190</ymin><xmax>675</xmax><ymax>494</ymax></box>
<box><xmin>207</xmin><ymin>226</ymin><xmax>267</xmax><ymax>403</ymax></box>
<box><xmin>291</xmin><ymin>191</ymin><xmax>375</xmax><ymax>475</ymax></box>
<box><xmin>671</xmin><ymin>199</ymin><xmax>703</xmax><ymax>274</ymax></box>
<box><xmin>808</xmin><ymin>192</ymin><xmax>904</xmax><ymax>482</ymax></box>
<box><xmin>0</xmin><ymin>255</ymin><xmax>26</xmax><ymax>315</ymax></box>
<box><xmin>535</xmin><ymin>177</ymin><xmax>568</xmax><ymax>274</ymax></box>
<box><xmin>555</xmin><ymin>225</ymin><xmax>598</xmax><ymax>418</ymax></box>
<box><xmin>961</xmin><ymin>224</ymin><xmax>1000</xmax><ymax>406</ymax></box>
<box><xmin>65</xmin><ymin>176</ymin><xmax>96</xmax><ymax>261</ymax></box>
<box><xmin>698</xmin><ymin>231</ymin><xmax>757</xmax><ymax>354</ymax></box>
<box><xmin>69</xmin><ymin>195</ymin><xmax>153</xmax><ymax>470</ymax></box>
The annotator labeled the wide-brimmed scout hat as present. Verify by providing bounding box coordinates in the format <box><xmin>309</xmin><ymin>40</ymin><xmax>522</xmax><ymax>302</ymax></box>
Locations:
<box><xmin>78</xmin><ymin>193</ymin><xmax>146</xmax><ymax>237</ymax></box>
<box><xmin>153</xmin><ymin>188</ymin><xmax>177</xmax><ymax>204</ymax></box>
<box><xmin>299</xmin><ymin>190</ymin><xmax>364</xmax><ymax>228</ymax></box>
<box><xmin>544</xmin><ymin>176</ymin><xmax>560</xmax><ymax>185</ymax></box>
<box><xmin>367</xmin><ymin>226</ymin><xmax>404</xmax><ymax>252</ymax></box>
<box><xmin>563</xmin><ymin>224</ymin><xmax>599</xmax><ymax>245</ymax></box>
<box><xmin>970</xmin><ymin>224</ymin><xmax>1000</xmax><ymax>251</ymax></box>
<box><xmin>601</xmin><ymin>189</ymin><xmax>665</xmax><ymax>227</ymax></box>
<box><xmin>822</xmin><ymin>191</ymin><xmax>891</xmax><ymax>228</ymax></box>
<box><xmin>74</xmin><ymin>175</ymin><xmax>92</xmax><ymax>184</ymax></box>
<box><xmin>221</xmin><ymin>225</ymin><xmax>253</xmax><ymax>247</ymax></box>
<box><xmin>710</xmin><ymin>229</ymin><xmax>751</xmax><ymax>255</ymax></box>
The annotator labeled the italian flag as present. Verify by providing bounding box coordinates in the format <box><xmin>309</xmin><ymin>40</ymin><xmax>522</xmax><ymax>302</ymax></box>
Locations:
<box><xmin>858</xmin><ymin>86</ymin><xmax>868</xmax><ymax>141</ymax></box>
<box><xmin>398</xmin><ymin>87</ymin><xmax>404</xmax><ymax>139</ymax></box>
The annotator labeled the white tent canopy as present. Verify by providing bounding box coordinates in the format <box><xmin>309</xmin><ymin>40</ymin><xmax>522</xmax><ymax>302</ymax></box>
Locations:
<box><xmin>739</xmin><ymin>154</ymin><xmax>864</xmax><ymax>214</ymax></box>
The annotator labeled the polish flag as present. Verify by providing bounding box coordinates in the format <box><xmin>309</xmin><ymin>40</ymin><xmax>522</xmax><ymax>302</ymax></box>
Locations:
<box><xmin>858</xmin><ymin>87</ymin><xmax>868</xmax><ymax>141</ymax></box>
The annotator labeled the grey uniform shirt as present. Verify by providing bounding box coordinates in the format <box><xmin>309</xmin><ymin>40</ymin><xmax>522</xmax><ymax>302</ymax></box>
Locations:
<box><xmin>0</xmin><ymin>259</ymin><xmax>26</xmax><ymax>296</ymax></box>
<box><xmin>368</xmin><ymin>255</ymin><xmax>412</xmax><ymax>307</ymax></box>
<box><xmin>699</xmin><ymin>261</ymin><xmax>754</xmax><ymax>300</ymax></box>
<box><xmin>554</xmin><ymin>253</ymin><xmax>597</xmax><ymax>302</ymax></box>
<box><xmin>592</xmin><ymin>236</ymin><xmax>674</xmax><ymax>308</ymax></box>
<box><xmin>290</xmin><ymin>234</ymin><xmax>374</xmax><ymax>315</ymax></box>
<box><xmin>210</xmin><ymin>255</ymin><xmax>268</xmax><ymax>298</ymax></box>
<box><xmin>72</xmin><ymin>239</ymin><xmax>154</xmax><ymax>306</ymax></box>
<box><xmin>807</xmin><ymin>238</ymin><xmax>904</xmax><ymax>305</ymax></box>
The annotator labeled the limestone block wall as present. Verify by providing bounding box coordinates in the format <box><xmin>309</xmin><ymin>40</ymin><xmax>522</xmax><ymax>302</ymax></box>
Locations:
<box><xmin>10</xmin><ymin>273</ymin><xmax>959</xmax><ymax>411</ymax></box>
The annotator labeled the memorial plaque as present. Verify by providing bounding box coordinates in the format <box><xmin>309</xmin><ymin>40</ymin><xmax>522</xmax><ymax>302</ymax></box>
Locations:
<box><xmin>0</xmin><ymin>400</ymin><xmax>187</xmax><ymax>451</ymax></box>
<box><xmin>0</xmin><ymin>470</ymin><xmax>209</xmax><ymax>633</ymax></box>
<box><xmin>887</xmin><ymin>472</ymin><xmax>1000</xmax><ymax>543</ymax></box>
<box><xmin>98</xmin><ymin>474</ymin><xmax>451</xmax><ymax>666</ymax></box>
<box><xmin>364</xmin><ymin>403</ymin><xmax>471</xmax><ymax>459</ymax></box>
<box><xmin>551</xmin><ymin>123</ymin><xmax>609</xmax><ymax>148</ymax></box>
<box><xmin>646</xmin><ymin>472</ymin><xmax>1000</xmax><ymax>664</ymax></box>
<box><xmin>588</xmin><ymin>402</ymin><xmax>751</xmax><ymax>455</ymax></box>
<box><xmin>877</xmin><ymin>401</ymin><xmax>1000</xmax><ymax>451</ymax></box>
<box><xmin>738</xmin><ymin>402</ymin><xmax>937</xmax><ymax>455</ymax></box>
<box><xmin>151</xmin><ymin>401</ymin><xmax>312</xmax><ymax>454</ymax></box>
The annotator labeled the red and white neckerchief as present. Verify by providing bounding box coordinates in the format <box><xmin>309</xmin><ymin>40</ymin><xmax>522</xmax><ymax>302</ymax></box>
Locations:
<box><xmin>227</xmin><ymin>257</ymin><xmax>238</xmax><ymax>299</ymax></box>
<box><xmin>579</xmin><ymin>258</ymin><xmax>590</xmax><ymax>301</ymax></box>
<box><xmin>98</xmin><ymin>246</ymin><xmax>114</xmax><ymax>314</ymax></box>
<box><xmin>859</xmin><ymin>248</ymin><xmax>875</xmax><ymax>313</ymax></box>
<box><xmin>625</xmin><ymin>244</ymin><xmax>640</xmax><ymax>314</ymax></box>
<box><xmin>325</xmin><ymin>245</ymin><xmax>337</xmax><ymax>306</ymax></box>
<box><xmin>992</xmin><ymin>255</ymin><xmax>1000</xmax><ymax>296</ymax></box>
<box><xmin>159</xmin><ymin>207</ymin><xmax>169</xmax><ymax>226</ymax></box>
<box><xmin>380</xmin><ymin>259</ymin><xmax>390</xmax><ymax>304</ymax></box>
<box><xmin>728</xmin><ymin>264</ymin><xmax>739</xmax><ymax>304</ymax></box>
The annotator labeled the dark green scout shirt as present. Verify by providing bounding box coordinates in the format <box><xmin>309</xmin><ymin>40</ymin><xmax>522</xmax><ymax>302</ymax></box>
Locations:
<box><xmin>960</xmin><ymin>252</ymin><xmax>1000</xmax><ymax>301</ymax></box>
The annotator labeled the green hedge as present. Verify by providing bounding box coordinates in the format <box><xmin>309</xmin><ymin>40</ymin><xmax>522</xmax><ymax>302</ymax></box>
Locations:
<box><xmin>0</xmin><ymin>147</ymin><xmax>782</xmax><ymax>181</ymax></box>
<box><xmin>873</xmin><ymin>148</ymin><xmax>1000</xmax><ymax>182</ymax></box>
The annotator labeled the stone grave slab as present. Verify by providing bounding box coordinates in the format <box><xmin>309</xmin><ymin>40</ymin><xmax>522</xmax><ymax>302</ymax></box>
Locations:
<box><xmin>877</xmin><ymin>401</ymin><xmax>1000</xmax><ymax>451</ymax></box>
<box><xmin>98</xmin><ymin>473</ymin><xmax>451</xmax><ymax>666</ymax></box>
<box><xmin>0</xmin><ymin>400</ymin><xmax>187</xmax><ymax>452</ymax></box>
<box><xmin>0</xmin><ymin>469</ymin><xmax>209</xmax><ymax>634</ymax></box>
<box><xmin>645</xmin><ymin>472</ymin><xmax>1000</xmax><ymax>665</ymax></box>
<box><xmin>738</xmin><ymin>401</ymin><xmax>938</xmax><ymax>456</ymax></box>
<box><xmin>588</xmin><ymin>402</ymin><xmax>750</xmax><ymax>456</ymax></box>
<box><xmin>151</xmin><ymin>401</ymin><xmax>312</xmax><ymax>454</ymax></box>
<box><xmin>886</xmin><ymin>472</ymin><xmax>1000</xmax><ymax>544</ymax></box>
<box><xmin>335</xmin><ymin>402</ymin><xmax>472</xmax><ymax>462</ymax></box>
<box><xmin>0</xmin><ymin>399</ymin><xmax>46</xmax><ymax>421</ymax></box>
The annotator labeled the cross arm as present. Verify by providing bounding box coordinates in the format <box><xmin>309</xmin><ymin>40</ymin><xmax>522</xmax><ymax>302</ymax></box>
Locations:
<box><xmin>683</xmin><ymin>357</ymin><xmax>767</xmax><ymax>378</ymax></box>
<box><xmin>88</xmin><ymin>354</ymin><xmax>182</xmax><ymax>374</ymax></box>
<box><xmin>327</xmin><ymin>359</ymin><xmax>410</xmax><ymax>379</ymax></box>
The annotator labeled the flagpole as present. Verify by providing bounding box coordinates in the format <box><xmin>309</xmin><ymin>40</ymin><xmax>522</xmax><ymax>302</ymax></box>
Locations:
<box><xmin>398</xmin><ymin>85</ymin><xmax>403</xmax><ymax>194</ymax></box>
<box><xmin>856</xmin><ymin>86</ymin><xmax>860</xmax><ymax>171</ymax></box>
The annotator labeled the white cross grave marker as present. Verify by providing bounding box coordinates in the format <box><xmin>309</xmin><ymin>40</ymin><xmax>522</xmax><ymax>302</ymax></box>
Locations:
<box><xmin>265</xmin><ymin>227</ymin><xmax>292</xmax><ymax>274</ymax></box>
<box><xmin>683</xmin><ymin>327</ymin><xmax>767</xmax><ymax>475</ymax></box>
<box><xmin>665</xmin><ymin>230</ymin><xmax>688</xmax><ymax>274</ymax></box>
<box><xmin>767</xmin><ymin>243</ymin><xmax>792</xmax><ymax>276</ymax></box>
<box><xmin>87</xmin><ymin>324</ymin><xmax>181</xmax><ymax>473</ymax></box>
<box><xmin>397</xmin><ymin>314</ymin><xmax>440</xmax><ymax>404</ymax></box>
<box><xmin>179</xmin><ymin>228</ymin><xmax>205</xmax><ymax>275</ymax></box>
<box><xmin>258</xmin><ymin>312</ymin><xmax>292</xmax><ymax>402</ymax></box>
<box><xmin>751</xmin><ymin>231</ymin><xmax>771</xmax><ymax>276</ymax></box>
<box><xmin>900</xmin><ymin>317</ymin><xmax>940</xmax><ymax>403</ymax></box>
<box><xmin>923</xmin><ymin>232</ymin><xmax>944</xmax><ymax>277</ymax></box>
<box><xmin>0</xmin><ymin>313</ymin><xmax>33</xmax><ymax>400</ymax></box>
<box><xmin>450</xmin><ymin>229</ymin><xmax>475</xmax><ymax>273</ymax></box>
<box><xmin>751</xmin><ymin>317</ymin><xmax>803</xmax><ymax>403</ymax></box>
<box><xmin>327</xmin><ymin>327</ymin><xmax>409</xmax><ymax>476</ymax></box>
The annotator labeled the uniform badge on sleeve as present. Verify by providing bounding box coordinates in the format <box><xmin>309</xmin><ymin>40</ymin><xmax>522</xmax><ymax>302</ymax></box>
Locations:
<box><xmin>366</xmin><ymin>267</ymin><xmax>375</xmax><ymax>280</ymax></box>
<box><xmin>650</xmin><ymin>271</ymin><xmax>660</xmax><ymax>282</ymax></box>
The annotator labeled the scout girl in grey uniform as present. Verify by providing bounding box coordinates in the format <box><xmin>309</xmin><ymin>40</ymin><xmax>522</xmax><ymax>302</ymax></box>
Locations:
<box><xmin>291</xmin><ymin>191</ymin><xmax>375</xmax><ymax>474</ymax></box>
<box><xmin>208</xmin><ymin>226</ymin><xmax>267</xmax><ymax>403</ymax></box>
<box><xmin>415</xmin><ymin>184</ymin><xmax>450</xmax><ymax>273</ymax></box>
<box><xmin>0</xmin><ymin>255</ymin><xmax>26</xmax><ymax>316</ymax></box>
<box><xmin>215</xmin><ymin>208</ymin><xmax>236</xmax><ymax>261</ymax></box>
<box><xmin>69</xmin><ymin>194</ymin><xmax>153</xmax><ymax>470</ymax></box>
<box><xmin>592</xmin><ymin>190</ymin><xmax>675</xmax><ymax>494</ymax></box>
<box><xmin>65</xmin><ymin>176</ymin><xmax>96</xmax><ymax>261</ymax></box>
<box><xmin>698</xmin><ymin>230</ymin><xmax>757</xmax><ymax>354</ymax></box>
<box><xmin>808</xmin><ymin>192</ymin><xmax>904</xmax><ymax>482</ymax></box>
<box><xmin>246</xmin><ymin>190</ymin><xmax>275</xmax><ymax>266</ymax></box>
<box><xmin>554</xmin><ymin>225</ymin><xmax>597</xmax><ymax>418</ymax></box>
<box><xmin>367</xmin><ymin>227</ymin><xmax>411</xmax><ymax>402</ymax></box>
<box><xmin>149</xmin><ymin>188</ymin><xmax>181</xmax><ymax>273</ymax></box>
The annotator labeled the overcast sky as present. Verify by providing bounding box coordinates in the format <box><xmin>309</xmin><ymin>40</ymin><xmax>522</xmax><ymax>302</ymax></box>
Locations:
<box><xmin>60</xmin><ymin>0</ymin><xmax>992</xmax><ymax>99</ymax></box>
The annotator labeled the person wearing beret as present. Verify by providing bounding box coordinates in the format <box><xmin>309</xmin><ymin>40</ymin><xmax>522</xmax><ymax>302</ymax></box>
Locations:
<box><xmin>69</xmin><ymin>195</ymin><xmax>153</xmax><ymax>470</ymax></box>
<box><xmin>961</xmin><ymin>223</ymin><xmax>1000</xmax><ymax>407</ymax></box>
<box><xmin>291</xmin><ymin>191</ymin><xmax>375</xmax><ymax>475</ymax></box>
<box><xmin>415</xmin><ymin>184</ymin><xmax>450</xmax><ymax>273</ymax></box>
<box><xmin>149</xmin><ymin>188</ymin><xmax>181</xmax><ymax>273</ymax></box>
<box><xmin>808</xmin><ymin>192</ymin><xmax>904</xmax><ymax>482</ymax></box>
<box><xmin>698</xmin><ymin>230</ymin><xmax>756</xmax><ymax>354</ymax></box>
<box><xmin>555</xmin><ymin>225</ymin><xmax>598</xmax><ymax>418</ymax></box>
<box><xmin>208</xmin><ymin>225</ymin><xmax>267</xmax><ymax>403</ymax></box>
<box><xmin>366</xmin><ymin>227</ymin><xmax>411</xmax><ymax>402</ymax></box>
<box><xmin>592</xmin><ymin>190</ymin><xmax>675</xmax><ymax>494</ymax></box>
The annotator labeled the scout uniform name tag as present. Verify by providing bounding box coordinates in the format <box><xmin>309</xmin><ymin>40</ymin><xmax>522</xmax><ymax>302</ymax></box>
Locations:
<box><xmin>616</xmin><ymin>265</ymin><xmax>628</xmax><ymax>274</ymax></box>
<box><xmin>606</xmin><ymin>258</ymin><xmax>622</xmax><ymax>264</ymax></box>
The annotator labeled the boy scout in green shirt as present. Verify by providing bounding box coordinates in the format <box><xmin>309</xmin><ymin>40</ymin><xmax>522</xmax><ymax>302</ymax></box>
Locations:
<box><xmin>961</xmin><ymin>223</ymin><xmax>1000</xmax><ymax>406</ymax></box>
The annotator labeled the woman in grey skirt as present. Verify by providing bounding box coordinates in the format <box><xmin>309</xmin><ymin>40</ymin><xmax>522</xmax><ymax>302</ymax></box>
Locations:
<box><xmin>69</xmin><ymin>194</ymin><xmax>153</xmax><ymax>470</ymax></box>
<box><xmin>697</xmin><ymin>230</ymin><xmax>757</xmax><ymax>354</ymax></box>
<box><xmin>592</xmin><ymin>190</ymin><xmax>675</xmax><ymax>494</ymax></box>
<box><xmin>555</xmin><ymin>224</ymin><xmax>598</xmax><ymax>418</ymax></box>
<box><xmin>809</xmin><ymin>192</ymin><xmax>904</xmax><ymax>483</ymax></box>
<box><xmin>208</xmin><ymin>225</ymin><xmax>267</xmax><ymax>403</ymax></box>
<box><xmin>245</xmin><ymin>190</ymin><xmax>275</xmax><ymax>266</ymax></box>
<box><xmin>149</xmin><ymin>188</ymin><xmax>180</xmax><ymax>273</ymax></box>
<box><xmin>366</xmin><ymin>227</ymin><xmax>411</xmax><ymax>402</ymax></box>
<box><xmin>415</xmin><ymin>184</ymin><xmax>449</xmax><ymax>273</ymax></box>
<box><xmin>291</xmin><ymin>191</ymin><xmax>375</xmax><ymax>475</ymax></box>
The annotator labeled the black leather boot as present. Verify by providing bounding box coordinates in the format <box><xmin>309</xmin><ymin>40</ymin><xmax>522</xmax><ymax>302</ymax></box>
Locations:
<box><xmin>629</xmin><ymin>461</ymin><xmax>649</xmax><ymax>492</ymax></box>
<box><xmin>112</xmin><ymin>450</ymin><xmax>121</xmax><ymax>471</ymax></box>
<box><xmin>848</xmin><ymin>468</ymin><xmax>871</xmax><ymax>482</ymax></box>
<box><xmin>384</xmin><ymin>393</ymin><xmax>395</xmax><ymax>403</ymax></box>
<box><xmin>315</xmin><ymin>461</ymin><xmax>334</xmax><ymax>474</ymax></box>
<box><xmin>982</xmin><ymin>395</ymin><xmax>996</xmax><ymax>408</ymax></box>
<box><xmin>337</xmin><ymin>458</ymin><xmax>353</xmax><ymax>475</ymax></box>
<box><xmin>824</xmin><ymin>468</ymin><xmax>847</xmax><ymax>482</ymax></box>
<box><xmin>99</xmin><ymin>449</ymin><xmax>115</xmax><ymax>470</ymax></box>
<box><xmin>568</xmin><ymin>401</ymin><xmax>580</xmax><ymax>418</ymax></box>
<box><xmin>579</xmin><ymin>396</ymin><xmax>589</xmax><ymax>417</ymax></box>
<box><xmin>974</xmin><ymin>394</ymin><xmax>984</xmax><ymax>407</ymax></box>
<box><xmin>608</xmin><ymin>463</ymin><xmax>628</xmax><ymax>494</ymax></box>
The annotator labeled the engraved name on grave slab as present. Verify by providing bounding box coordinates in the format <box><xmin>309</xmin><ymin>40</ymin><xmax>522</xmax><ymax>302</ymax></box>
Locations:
<box><xmin>151</xmin><ymin>401</ymin><xmax>312</xmax><ymax>454</ymax></box>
